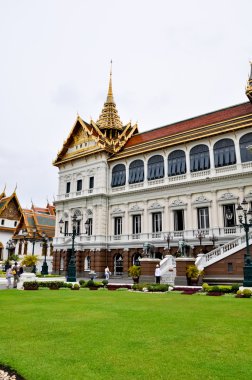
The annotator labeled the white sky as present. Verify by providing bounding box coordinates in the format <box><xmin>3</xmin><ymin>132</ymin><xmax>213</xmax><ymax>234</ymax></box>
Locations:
<box><xmin>0</xmin><ymin>0</ymin><xmax>251</xmax><ymax>207</ymax></box>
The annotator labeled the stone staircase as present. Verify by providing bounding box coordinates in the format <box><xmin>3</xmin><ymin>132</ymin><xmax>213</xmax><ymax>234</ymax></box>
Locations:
<box><xmin>159</xmin><ymin>255</ymin><xmax>176</xmax><ymax>285</ymax></box>
<box><xmin>195</xmin><ymin>230</ymin><xmax>252</xmax><ymax>270</ymax></box>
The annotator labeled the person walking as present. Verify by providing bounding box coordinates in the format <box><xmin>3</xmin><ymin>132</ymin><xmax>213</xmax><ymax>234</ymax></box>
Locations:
<box><xmin>12</xmin><ymin>262</ymin><xmax>19</xmax><ymax>289</ymax></box>
<box><xmin>6</xmin><ymin>267</ymin><xmax>12</xmax><ymax>289</ymax></box>
<box><xmin>155</xmin><ymin>264</ymin><xmax>161</xmax><ymax>284</ymax></box>
<box><xmin>105</xmin><ymin>266</ymin><xmax>110</xmax><ymax>281</ymax></box>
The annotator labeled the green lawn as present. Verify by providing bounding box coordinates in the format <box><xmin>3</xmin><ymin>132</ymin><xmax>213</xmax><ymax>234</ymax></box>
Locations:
<box><xmin>0</xmin><ymin>289</ymin><xmax>252</xmax><ymax>380</ymax></box>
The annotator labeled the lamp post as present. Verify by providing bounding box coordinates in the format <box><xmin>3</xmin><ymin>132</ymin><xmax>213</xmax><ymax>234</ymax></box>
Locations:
<box><xmin>59</xmin><ymin>214</ymin><xmax>90</xmax><ymax>282</ymax></box>
<box><xmin>209</xmin><ymin>234</ymin><xmax>218</xmax><ymax>249</ymax></box>
<box><xmin>237</xmin><ymin>199</ymin><xmax>252</xmax><ymax>287</ymax></box>
<box><xmin>196</xmin><ymin>230</ymin><xmax>205</xmax><ymax>252</ymax></box>
<box><xmin>6</xmin><ymin>239</ymin><xmax>16</xmax><ymax>261</ymax></box>
<box><xmin>41</xmin><ymin>232</ymin><xmax>48</xmax><ymax>275</ymax></box>
<box><xmin>164</xmin><ymin>232</ymin><xmax>173</xmax><ymax>253</ymax></box>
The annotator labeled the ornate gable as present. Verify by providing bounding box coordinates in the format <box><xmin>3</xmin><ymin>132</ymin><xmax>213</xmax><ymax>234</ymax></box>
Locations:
<box><xmin>0</xmin><ymin>193</ymin><xmax>22</xmax><ymax>220</ymax></box>
<box><xmin>53</xmin><ymin>68</ymin><xmax>138</xmax><ymax>166</ymax></box>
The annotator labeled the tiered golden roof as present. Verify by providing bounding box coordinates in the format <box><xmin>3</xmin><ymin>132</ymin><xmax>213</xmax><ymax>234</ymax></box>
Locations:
<box><xmin>53</xmin><ymin>67</ymin><xmax>138</xmax><ymax>165</ymax></box>
<box><xmin>95</xmin><ymin>71</ymin><xmax>123</xmax><ymax>131</ymax></box>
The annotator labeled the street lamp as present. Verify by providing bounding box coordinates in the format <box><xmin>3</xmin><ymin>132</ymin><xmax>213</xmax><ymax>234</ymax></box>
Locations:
<box><xmin>41</xmin><ymin>232</ymin><xmax>48</xmax><ymax>275</ymax></box>
<box><xmin>164</xmin><ymin>232</ymin><xmax>173</xmax><ymax>253</ymax></box>
<box><xmin>237</xmin><ymin>198</ymin><xmax>252</xmax><ymax>287</ymax></box>
<box><xmin>59</xmin><ymin>213</ymin><xmax>90</xmax><ymax>282</ymax></box>
<box><xmin>6</xmin><ymin>239</ymin><xmax>16</xmax><ymax>260</ymax></box>
<box><xmin>196</xmin><ymin>230</ymin><xmax>205</xmax><ymax>252</ymax></box>
<box><xmin>209</xmin><ymin>234</ymin><xmax>218</xmax><ymax>249</ymax></box>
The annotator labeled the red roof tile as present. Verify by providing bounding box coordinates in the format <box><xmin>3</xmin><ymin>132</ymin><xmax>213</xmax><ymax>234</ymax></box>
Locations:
<box><xmin>125</xmin><ymin>102</ymin><xmax>252</xmax><ymax>148</ymax></box>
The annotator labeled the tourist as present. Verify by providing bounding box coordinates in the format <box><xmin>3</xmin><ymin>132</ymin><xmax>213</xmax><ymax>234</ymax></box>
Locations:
<box><xmin>105</xmin><ymin>266</ymin><xmax>110</xmax><ymax>280</ymax></box>
<box><xmin>12</xmin><ymin>262</ymin><xmax>19</xmax><ymax>289</ymax></box>
<box><xmin>155</xmin><ymin>264</ymin><xmax>161</xmax><ymax>284</ymax></box>
<box><xmin>6</xmin><ymin>267</ymin><xmax>12</xmax><ymax>289</ymax></box>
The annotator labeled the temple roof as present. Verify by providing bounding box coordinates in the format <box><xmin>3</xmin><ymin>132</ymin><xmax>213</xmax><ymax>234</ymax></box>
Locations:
<box><xmin>0</xmin><ymin>192</ymin><xmax>22</xmax><ymax>218</ymax></box>
<box><xmin>95</xmin><ymin>70</ymin><xmax>123</xmax><ymax>131</ymax></box>
<box><xmin>53</xmin><ymin>69</ymin><xmax>138</xmax><ymax>165</ymax></box>
<box><xmin>13</xmin><ymin>203</ymin><xmax>55</xmax><ymax>240</ymax></box>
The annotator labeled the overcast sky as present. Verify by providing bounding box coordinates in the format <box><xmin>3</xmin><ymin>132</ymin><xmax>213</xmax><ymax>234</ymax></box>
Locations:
<box><xmin>0</xmin><ymin>0</ymin><xmax>251</xmax><ymax>207</ymax></box>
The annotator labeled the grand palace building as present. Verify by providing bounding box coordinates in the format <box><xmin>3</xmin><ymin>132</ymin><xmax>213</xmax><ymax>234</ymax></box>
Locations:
<box><xmin>52</xmin><ymin>65</ymin><xmax>252</xmax><ymax>280</ymax></box>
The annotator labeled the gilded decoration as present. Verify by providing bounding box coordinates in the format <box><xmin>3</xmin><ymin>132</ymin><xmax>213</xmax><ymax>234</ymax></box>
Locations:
<box><xmin>0</xmin><ymin>198</ymin><xmax>21</xmax><ymax>220</ymax></box>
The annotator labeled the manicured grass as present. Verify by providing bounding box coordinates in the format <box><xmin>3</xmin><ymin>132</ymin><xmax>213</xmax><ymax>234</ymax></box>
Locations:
<box><xmin>0</xmin><ymin>290</ymin><xmax>252</xmax><ymax>380</ymax></box>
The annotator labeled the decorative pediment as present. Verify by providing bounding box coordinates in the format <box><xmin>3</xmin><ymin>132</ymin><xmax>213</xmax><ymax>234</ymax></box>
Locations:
<box><xmin>148</xmin><ymin>202</ymin><xmax>164</xmax><ymax>210</ymax></box>
<box><xmin>129</xmin><ymin>204</ymin><xmax>144</xmax><ymax>214</ymax></box>
<box><xmin>170</xmin><ymin>199</ymin><xmax>187</xmax><ymax>209</ymax></box>
<box><xmin>219</xmin><ymin>192</ymin><xmax>237</xmax><ymax>201</ymax></box>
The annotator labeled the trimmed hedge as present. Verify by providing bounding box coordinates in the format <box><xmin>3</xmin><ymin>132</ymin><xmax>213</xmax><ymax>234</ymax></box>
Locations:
<box><xmin>202</xmin><ymin>283</ymin><xmax>240</xmax><ymax>294</ymax></box>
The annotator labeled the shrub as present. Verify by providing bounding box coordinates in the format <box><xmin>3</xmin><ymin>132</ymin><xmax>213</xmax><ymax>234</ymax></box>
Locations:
<box><xmin>102</xmin><ymin>279</ymin><xmax>108</xmax><ymax>286</ymax></box>
<box><xmin>23</xmin><ymin>281</ymin><xmax>39</xmax><ymax>290</ymax></box>
<box><xmin>242</xmin><ymin>289</ymin><xmax>252</xmax><ymax>298</ymax></box>
<box><xmin>147</xmin><ymin>284</ymin><xmax>169</xmax><ymax>292</ymax></box>
<box><xmin>21</xmin><ymin>255</ymin><xmax>39</xmax><ymax>267</ymax></box>
<box><xmin>202</xmin><ymin>283</ymin><xmax>210</xmax><ymax>292</ymax></box>
<box><xmin>231</xmin><ymin>283</ymin><xmax>240</xmax><ymax>293</ymax></box>
<box><xmin>79</xmin><ymin>280</ymin><xmax>86</xmax><ymax>286</ymax></box>
<box><xmin>72</xmin><ymin>283</ymin><xmax>80</xmax><ymax>290</ymax></box>
<box><xmin>132</xmin><ymin>283</ymin><xmax>147</xmax><ymax>291</ymax></box>
<box><xmin>116</xmin><ymin>288</ymin><xmax>129</xmax><ymax>291</ymax></box>
<box><xmin>128</xmin><ymin>265</ymin><xmax>141</xmax><ymax>277</ymax></box>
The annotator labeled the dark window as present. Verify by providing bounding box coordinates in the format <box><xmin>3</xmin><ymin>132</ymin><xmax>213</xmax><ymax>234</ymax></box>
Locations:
<box><xmin>114</xmin><ymin>254</ymin><xmax>123</xmax><ymax>274</ymax></box>
<box><xmin>1</xmin><ymin>219</ymin><xmax>4</xmax><ymax>226</ymax></box>
<box><xmin>66</xmin><ymin>182</ymin><xmax>71</xmax><ymax>193</ymax></box>
<box><xmin>228</xmin><ymin>262</ymin><xmax>233</xmax><ymax>273</ymax></box>
<box><xmin>111</xmin><ymin>164</ymin><xmax>126</xmax><ymax>187</ymax></box>
<box><xmin>133</xmin><ymin>215</ymin><xmax>141</xmax><ymax>234</ymax></box>
<box><xmin>214</xmin><ymin>139</ymin><xmax>236</xmax><ymax>167</ymax></box>
<box><xmin>87</xmin><ymin>218</ymin><xmax>93</xmax><ymax>236</ymax></box>
<box><xmin>77</xmin><ymin>179</ymin><xmax>82</xmax><ymax>191</ymax></box>
<box><xmin>223</xmin><ymin>204</ymin><xmax>236</xmax><ymax>227</ymax></box>
<box><xmin>76</xmin><ymin>220</ymin><xmax>81</xmax><ymax>235</ymax></box>
<box><xmin>14</xmin><ymin>221</ymin><xmax>17</xmax><ymax>227</ymax></box>
<box><xmin>240</xmin><ymin>133</ymin><xmax>252</xmax><ymax>163</ymax></box>
<box><xmin>174</xmin><ymin>210</ymin><xmax>184</xmax><ymax>231</ymax></box>
<box><xmin>152</xmin><ymin>212</ymin><xmax>162</xmax><ymax>233</ymax></box>
<box><xmin>129</xmin><ymin>160</ymin><xmax>144</xmax><ymax>184</ymax></box>
<box><xmin>64</xmin><ymin>221</ymin><xmax>69</xmax><ymax>235</ymax></box>
<box><xmin>147</xmin><ymin>155</ymin><xmax>164</xmax><ymax>180</ymax></box>
<box><xmin>190</xmin><ymin>145</ymin><xmax>210</xmax><ymax>172</ymax></box>
<box><xmin>114</xmin><ymin>217</ymin><xmax>122</xmax><ymax>235</ymax></box>
<box><xmin>168</xmin><ymin>150</ymin><xmax>186</xmax><ymax>176</ymax></box>
<box><xmin>197</xmin><ymin>207</ymin><xmax>209</xmax><ymax>229</ymax></box>
<box><xmin>89</xmin><ymin>177</ymin><xmax>94</xmax><ymax>189</ymax></box>
<box><xmin>132</xmin><ymin>253</ymin><xmax>141</xmax><ymax>266</ymax></box>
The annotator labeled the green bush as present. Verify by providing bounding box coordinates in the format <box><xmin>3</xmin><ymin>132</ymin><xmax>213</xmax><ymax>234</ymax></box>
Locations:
<box><xmin>72</xmin><ymin>283</ymin><xmax>80</xmax><ymax>290</ymax></box>
<box><xmin>231</xmin><ymin>283</ymin><xmax>240</xmax><ymax>293</ymax></box>
<box><xmin>202</xmin><ymin>283</ymin><xmax>210</xmax><ymax>292</ymax></box>
<box><xmin>23</xmin><ymin>281</ymin><xmax>39</xmax><ymax>290</ymax></box>
<box><xmin>79</xmin><ymin>280</ymin><xmax>86</xmax><ymax>286</ymax></box>
<box><xmin>147</xmin><ymin>284</ymin><xmax>169</xmax><ymax>292</ymax></box>
<box><xmin>116</xmin><ymin>288</ymin><xmax>129</xmax><ymax>291</ymax></box>
<box><xmin>38</xmin><ymin>281</ymin><xmax>66</xmax><ymax>289</ymax></box>
<box><xmin>242</xmin><ymin>289</ymin><xmax>252</xmax><ymax>298</ymax></box>
<box><xmin>132</xmin><ymin>283</ymin><xmax>147</xmax><ymax>291</ymax></box>
<box><xmin>207</xmin><ymin>285</ymin><xmax>233</xmax><ymax>294</ymax></box>
<box><xmin>102</xmin><ymin>279</ymin><xmax>108</xmax><ymax>286</ymax></box>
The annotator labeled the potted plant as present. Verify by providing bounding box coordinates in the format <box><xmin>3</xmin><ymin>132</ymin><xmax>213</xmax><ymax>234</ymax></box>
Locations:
<box><xmin>186</xmin><ymin>264</ymin><xmax>204</xmax><ymax>286</ymax></box>
<box><xmin>21</xmin><ymin>255</ymin><xmax>39</xmax><ymax>272</ymax></box>
<box><xmin>128</xmin><ymin>265</ymin><xmax>141</xmax><ymax>284</ymax></box>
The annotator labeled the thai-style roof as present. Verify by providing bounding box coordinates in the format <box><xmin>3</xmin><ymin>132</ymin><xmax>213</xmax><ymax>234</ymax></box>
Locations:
<box><xmin>13</xmin><ymin>203</ymin><xmax>55</xmax><ymax>240</ymax></box>
<box><xmin>53</xmin><ymin>69</ymin><xmax>138</xmax><ymax>166</ymax></box>
<box><xmin>0</xmin><ymin>192</ymin><xmax>22</xmax><ymax>218</ymax></box>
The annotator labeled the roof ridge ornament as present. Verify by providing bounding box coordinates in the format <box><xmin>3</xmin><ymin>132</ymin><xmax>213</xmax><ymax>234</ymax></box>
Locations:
<box><xmin>246</xmin><ymin>61</ymin><xmax>252</xmax><ymax>103</ymax></box>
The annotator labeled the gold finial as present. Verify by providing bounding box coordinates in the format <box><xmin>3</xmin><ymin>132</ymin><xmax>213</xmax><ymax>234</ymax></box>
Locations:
<box><xmin>13</xmin><ymin>183</ymin><xmax>17</xmax><ymax>193</ymax></box>
<box><xmin>107</xmin><ymin>60</ymin><xmax>114</xmax><ymax>102</ymax></box>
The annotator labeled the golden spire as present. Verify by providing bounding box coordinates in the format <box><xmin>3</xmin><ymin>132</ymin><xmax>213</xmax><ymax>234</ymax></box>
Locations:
<box><xmin>246</xmin><ymin>61</ymin><xmax>252</xmax><ymax>103</ymax></box>
<box><xmin>96</xmin><ymin>61</ymin><xmax>123</xmax><ymax>131</ymax></box>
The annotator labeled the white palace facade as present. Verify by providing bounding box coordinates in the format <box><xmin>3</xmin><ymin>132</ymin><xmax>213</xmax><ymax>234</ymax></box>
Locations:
<box><xmin>52</xmin><ymin>65</ymin><xmax>252</xmax><ymax>279</ymax></box>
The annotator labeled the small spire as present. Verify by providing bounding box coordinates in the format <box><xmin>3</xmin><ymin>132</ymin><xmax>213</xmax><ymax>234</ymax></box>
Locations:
<box><xmin>246</xmin><ymin>61</ymin><xmax>252</xmax><ymax>103</ymax></box>
<box><xmin>107</xmin><ymin>60</ymin><xmax>114</xmax><ymax>103</ymax></box>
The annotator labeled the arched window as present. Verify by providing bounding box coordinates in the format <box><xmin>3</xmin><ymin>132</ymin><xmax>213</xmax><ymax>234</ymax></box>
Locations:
<box><xmin>214</xmin><ymin>139</ymin><xmax>236</xmax><ymax>167</ymax></box>
<box><xmin>190</xmin><ymin>144</ymin><xmax>210</xmax><ymax>172</ymax></box>
<box><xmin>240</xmin><ymin>133</ymin><xmax>252</xmax><ymax>162</ymax></box>
<box><xmin>132</xmin><ymin>253</ymin><xmax>141</xmax><ymax>266</ymax></box>
<box><xmin>114</xmin><ymin>254</ymin><xmax>123</xmax><ymax>275</ymax></box>
<box><xmin>168</xmin><ymin>150</ymin><xmax>186</xmax><ymax>176</ymax></box>
<box><xmin>129</xmin><ymin>160</ymin><xmax>144</xmax><ymax>184</ymax></box>
<box><xmin>111</xmin><ymin>164</ymin><xmax>126</xmax><ymax>187</ymax></box>
<box><xmin>85</xmin><ymin>256</ymin><xmax>91</xmax><ymax>270</ymax></box>
<box><xmin>147</xmin><ymin>155</ymin><xmax>164</xmax><ymax>180</ymax></box>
